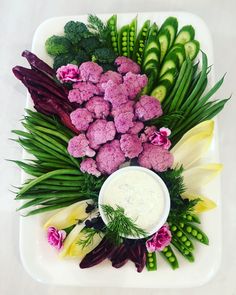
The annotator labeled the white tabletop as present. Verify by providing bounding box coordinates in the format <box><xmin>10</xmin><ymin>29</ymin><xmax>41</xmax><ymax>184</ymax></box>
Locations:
<box><xmin>0</xmin><ymin>0</ymin><xmax>235</xmax><ymax>294</ymax></box>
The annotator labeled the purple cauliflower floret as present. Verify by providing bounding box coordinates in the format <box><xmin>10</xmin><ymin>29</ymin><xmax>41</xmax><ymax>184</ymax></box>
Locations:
<box><xmin>115</xmin><ymin>56</ymin><xmax>141</xmax><ymax>74</ymax></box>
<box><xmin>79</xmin><ymin>61</ymin><xmax>103</xmax><ymax>83</ymax></box>
<box><xmin>123</xmin><ymin>72</ymin><xmax>148</xmax><ymax>99</ymax></box>
<box><xmin>135</xmin><ymin>95</ymin><xmax>163</xmax><ymax>121</ymax></box>
<box><xmin>103</xmin><ymin>80</ymin><xmax>129</xmax><ymax>107</ymax></box>
<box><xmin>120</xmin><ymin>134</ymin><xmax>143</xmax><ymax>159</ymax></box>
<box><xmin>67</xmin><ymin>134</ymin><xmax>95</xmax><ymax>158</ymax></box>
<box><xmin>97</xmin><ymin>70</ymin><xmax>123</xmax><ymax>93</ymax></box>
<box><xmin>96</xmin><ymin>140</ymin><xmax>125</xmax><ymax>174</ymax></box>
<box><xmin>70</xmin><ymin>108</ymin><xmax>93</xmax><ymax>131</ymax></box>
<box><xmin>85</xmin><ymin>96</ymin><xmax>110</xmax><ymax>119</ymax></box>
<box><xmin>68</xmin><ymin>82</ymin><xmax>100</xmax><ymax>104</ymax></box>
<box><xmin>138</xmin><ymin>143</ymin><xmax>173</xmax><ymax>172</ymax></box>
<box><xmin>86</xmin><ymin>119</ymin><xmax>116</xmax><ymax>149</ymax></box>
<box><xmin>140</xmin><ymin>125</ymin><xmax>157</xmax><ymax>142</ymax></box>
<box><xmin>114</xmin><ymin>111</ymin><xmax>134</xmax><ymax>133</ymax></box>
<box><xmin>128</xmin><ymin>121</ymin><xmax>144</xmax><ymax>134</ymax></box>
<box><xmin>80</xmin><ymin>158</ymin><xmax>101</xmax><ymax>177</ymax></box>
<box><xmin>111</xmin><ymin>101</ymin><xmax>134</xmax><ymax>117</ymax></box>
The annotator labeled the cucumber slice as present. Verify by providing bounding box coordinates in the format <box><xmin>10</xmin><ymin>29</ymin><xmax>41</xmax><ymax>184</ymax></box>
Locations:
<box><xmin>184</xmin><ymin>40</ymin><xmax>200</xmax><ymax>60</ymax></box>
<box><xmin>168</xmin><ymin>44</ymin><xmax>186</xmax><ymax>67</ymax></box>
<box><xmin>151</xmin><ymin>80</ymin><xmax>172</xmax><ymax>102</ymax></box>
<box><xmin>159</xmin><ymin>17</ymin><xmax>178</xmax><ymax>47</ymax></box>
<box><xmin>159</xmin><ymin>68</ymin><xmax>177</xmax><ymax>84</ymax></box>
<box><xmin>160</xmin><ymin>59</ymin><xmax>178</xmax><ymax>77</ymax></box>
<box><xmin>158</xmin><ymin>29</ymin><xmax>171</xmax><ymax>62</ymax></box>
<box><xmin>175</xmin><ymin>25</ymin><xmax>195</xmax><ymax>44</ymax></box>
<box><xmin>143</xmin><ymin>23</ymin><xmax>160</xmax><ymax>60</ymax></box>
<box><xmin>142</xmin><ymin>48</ymin><xmax>159</xmax><ymax>67</ymax></box>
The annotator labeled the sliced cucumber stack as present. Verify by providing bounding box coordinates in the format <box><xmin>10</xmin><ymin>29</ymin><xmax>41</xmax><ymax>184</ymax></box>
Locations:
<box><xmin>174</xmin><ymin>25</ymin><xmax>195</xmax><ymax>44</ymax></box>
<box><xmin>184</xmin><ymin>40</ymin><xmax>200</xmax><ymax>60</ymax></box>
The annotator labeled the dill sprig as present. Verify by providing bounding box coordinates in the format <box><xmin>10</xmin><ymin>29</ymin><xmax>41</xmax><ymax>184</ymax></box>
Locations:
<box><xmin>77</xmin><ymin>227</ymin><xmax>103</xmax><ymax>249</ymax></box>
<box><xmin>101</xmin><ymin>204</ymin><xmax>148</xmax><ymax>245</ymax></box>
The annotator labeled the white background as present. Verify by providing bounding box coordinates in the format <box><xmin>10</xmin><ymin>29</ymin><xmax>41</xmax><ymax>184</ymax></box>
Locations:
<box><xmin>0</xmin><ymin>0</ymin><xmax>235</xmax><ymax>294</ymax></box>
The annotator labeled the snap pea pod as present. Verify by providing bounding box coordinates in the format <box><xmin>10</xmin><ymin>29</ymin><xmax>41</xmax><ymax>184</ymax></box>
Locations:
<box><xmin>128</xmin><ymin>16</ymin><xmax>137</xmax><ymax>58</ymax></box>
<box><xmin>146</xmin><ymin>252</ymin><xmax>157</xmax><ymax>271</ymax></box>
<box><xmin>171</xmin><ymin>238</ymin><xmax>195</xmax><ymax>262</ymax></box>
<box><xmin>133</xmin><ymin>20</ymin><xmax>150</xmax><ymax>64</ymax></box>
<box><xmin>183</xmin><ymin>213</ymin><xmax>201</xmax><ymax>224</ymax></box>
<box><xmin>118</xmin><ymin>24</ymin><xmax>130</xmax><ymax>57</ymax></box>
<box><xmin>107</xmin><ymin>15</ymin><xmax>119</xmax><ymax>53</ymax></box>
<box><xmin>160</xmin><ymin>245</ymin><xmax>179</xmax><ymax>270</ymax></box>
<box><xmin>169</xmin><ymin>223</ymin><xmax>194</xmax><ymax>251</ymax></box>
<box><xmin>182</xmin><ymin>223</ymin><xmax>209</xmax><ymax>245</ymax></box>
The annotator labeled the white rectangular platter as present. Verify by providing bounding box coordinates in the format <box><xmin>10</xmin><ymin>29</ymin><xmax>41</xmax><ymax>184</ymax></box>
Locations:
<box><xmin>19</xmin><ymin>11</ymin><xmax>222</xmax><ymax>288</ymax></box>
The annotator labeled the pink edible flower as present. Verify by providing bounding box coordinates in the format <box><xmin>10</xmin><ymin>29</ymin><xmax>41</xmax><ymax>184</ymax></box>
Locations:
<box><xmin>70</xmin><ymin>108</ymin><xmax>93</xmax><ymax>132</ymax></box>
<box><xmin>146</xmin><ymin>224</ymin><xmax>172</xmax><ymax>252</ymax></box>
<box><xmin>67</xmin><ymin>134</ymin><xmax>95</xmax><ymax>158</ymax></box>
<box><xmin>85</xmin><ymin>96</ymin><xmax>110</xmax><ymax>119</ymax></box>
<box><xmin>120</xmin><ymin>134</ymin><xmax>143</xmax><ymax>159</ymax></box>
<box><xmin>79</xmin><ymin>61</ymin><xmax>103</xmax><ymax>83</ymax></box>
<box><xmin>115</xmin><ymin>56</ymin><xmax>141</xmax><ymax>74</ymax></box>
<box><xmin>68</xmin><ymin>82</ymin><xmax>100</xmax><ymax>104</ymax></box>
<box><xmin>123</xmin><ymin>72</ymin><xmax>148</xmax><ymax>99</ymax></box>
<box><xmin>86</xmin><ymin>119</ymin><xmax>116</xmax><ymax>149</ymax></box>
<box><xmin>149</xmin><ymin>127</ymin><xmax>172</xmax><ymax>150</ymax></box>
<box><xmin>96</xmin><ymin>140</ymin><xmax>125</xmax><ymax>174</ymax></box>
<box><xmin>97</xmin><ymin>70</ymin><xmax>123</xmax><ymax>93</ymax></box>
<box><xmin>47</xmin><ymin>226</ymin><xmax>66</xmax><ymax>251</ymax></box>
<box><xmin>135</xmin><ymin>95</ymin><xmax>163</xmax><ymax>121</ymax></box>
<box><xmin>103</xmin><ymin>80</ymin><xmax>129</xmax><ymax>107</ymax></box>
<box><xmin>80</xmin><ymin>158</ymin><xmax>101</xmax><ymax>177</ymax></box>
<box><xmin>138</xmin><ymin>143</ymin><xmax>173</xmax><ymax>172</ymax></box>
<box><xmin>114</xmin><ymin>111</ymin><xmax>134</xmax><ymax>133</ymax></box>
<box><xmin>56</xmin><ymin>64</ymin><xmax>80</xmax><ymax>83</ymax></box>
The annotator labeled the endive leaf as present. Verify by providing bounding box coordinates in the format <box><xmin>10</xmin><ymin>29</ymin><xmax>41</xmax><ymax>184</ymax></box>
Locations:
<box><xmin>183</xmin><ymin>163</ymin><xmax>223</xmax><ymax>191</ymax></box>
<box><xmin>59</xmin><ymin>210</ymin><xmax>98</xmax><ymax>258</ymax></box>
<box><xmin>182</xmin><ymin>192</ymin><xmax>217</xmax><ymax>213</ymax></box>
<box><xmin>44</xmin><ymin>199</ymin><xmax>93</xmax><ymax>230</ymax></box>
<box><xmin>171</xmin><ymin>130</ymin><xmax>213</xmax><ymax>169</ymax></box>
<box><xmin>171</xmin><ymin>120</ymin><xmax>214</xmax><ymax>153</ymax></box>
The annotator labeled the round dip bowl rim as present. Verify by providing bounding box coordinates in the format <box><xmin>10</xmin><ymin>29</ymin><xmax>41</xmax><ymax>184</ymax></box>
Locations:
<box><xmin>98</xmin><ymin>166</ymin><xmax>170</xmax><ymax>239</ymax></box>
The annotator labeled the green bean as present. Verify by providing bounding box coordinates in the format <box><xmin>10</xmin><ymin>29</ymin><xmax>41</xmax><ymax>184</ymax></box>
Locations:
<box><xmin>29</xmin><ymin>125</ymin><xmax>69</xmax><ymax>142</ymax></box>
<box><xmin>146</xmin><ymin>252</ymin><xmax>157</xmax><ymax>271</ymax></box>
<box><xmin>182</xmin><ymin>223</ymin><xmax>209</xmax><ymax>245</ymax></box>
<box><xmin>12</xmin><ymin>130</ymin><xmax>33</xmax><ymax>139</ymax></box>
<box><xmin>16</xmin><ymin>191</ymin><xmax>84</xmax><ymax>200</ymax></box>
<box><xmin>24</xmin><ymin>202</ymin><xmax>76</xmax><ymax>216</ymax></box>
<box><xmin>180</xmin><ymin>52</ymin><xmax>208</xmax><ymax>111</ymax></box>
<box><xmin>40</xmin><ymin>179</ymin><xmax>82</xmax><ymax>186</ymax></box>
<box><xmin>51</xmin><ymin>174</ymin><xmax>83</xmax><ymax>180</ymax></box>
<box><xmin>36</xmin><ymin>161</ymin><xmax>73</xmax><ymax>169</ymax></box>
<box><xmin>17</xmin><ymin>197</ymin><xmax>51</xmax><ymax>211</ymax></box>
<box><xmin>31</xmin><ymin>184</ymin><xmax>81</xmax><ymax>191</ymax></box>
<box><xmin>18</xmin><ymin>169</ymin><xmax>82</xmax><ymax>195</ymax></box>
<box><xmin>160</xmin><ymin>245</ymin><xmax>179</xmax><ymax>270</ymax></box>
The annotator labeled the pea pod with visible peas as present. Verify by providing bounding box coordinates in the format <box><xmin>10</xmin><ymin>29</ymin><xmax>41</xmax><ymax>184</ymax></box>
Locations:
<box><xmin>170</xmin><ymin>223</ymin><xmax>194</xmax><ymax>251</ymax></box>
<box><xmin>171</xmin><ymin>238</ymin><xmax>195</xmax><ymax>263</ymax></box>
<box><xmin>183</xmin><ymin>213</ymin><xmax>201</xmax><ymax>224</ymax></box>
<box><xmin>146</xmin><ymin>252</ymin><xmax>157</xmax><ymax>271</ymax></box>
<box><xmin>182</xmin><ymin>223</ymin><xmax>209</xmax><ymax>245</ymax></box>
<box><xmin>107</xmin><ymin>15</ymin><xmax>119</xmax><ymax>53</ymax></box>
<box><xmin>128</xmin><ymin>16</ymin><xmax>137</xmax><ymax>58</ymax></box>
<box><xmin>133</xmin><ymin>20</ymin><xmax>150</xmax><ymax>65</ymax></box>
<box><xmin>160</xmin><ymin>245</ymin><xmax>179</xmax><ymax>270</ymax></box>
<box><xmin>118</xmin><ymin>25</ymin><xmax>130</xmax><ymax>57</ymax></box>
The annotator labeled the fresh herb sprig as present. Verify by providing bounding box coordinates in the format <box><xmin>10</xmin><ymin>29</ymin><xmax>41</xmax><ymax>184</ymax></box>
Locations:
<box><xmin>77</xmin><ymin>227</ymin><xmax>103</xmax><ymax>249</ymax></box>
<box><xmin>101</xmin><ymin>204</ymin><xmax>148</xmax><ymax>245</ymax></box>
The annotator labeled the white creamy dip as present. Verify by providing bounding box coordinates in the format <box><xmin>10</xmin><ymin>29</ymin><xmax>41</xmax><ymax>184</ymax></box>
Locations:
<box><xmin>99</xmin><ymin>167</ymin><xmax>170</xmax><ymax>236</ymax></box>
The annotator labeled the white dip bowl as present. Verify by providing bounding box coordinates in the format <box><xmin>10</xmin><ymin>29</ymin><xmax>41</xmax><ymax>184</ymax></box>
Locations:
<box><xmin>98</xmin><ymin>166</ymin><xmax>170</xmax><ymax>239</ymax></box>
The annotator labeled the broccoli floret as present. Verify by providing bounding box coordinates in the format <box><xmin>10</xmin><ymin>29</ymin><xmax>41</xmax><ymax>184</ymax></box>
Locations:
<box><xmin>80</xmin><ymin>37</ymin><xmax>101</xmax><ymax>53</ymax></box>
<box><xmin>53</xmin><ymin>53</ymin><xmax>76</xmax><ymax>69</ymax></box>
<box><xmin>64</xmin><ymin>21</ymin><xmax>91</xmax><ymax>44</ymax></box>
<box><xmin>74</xmin><ymin>49</ymin><xmax>90</xmax><ymax>64</ymax></box>
<box><xmin>100</xmin><ymin>63</ymin><xmax>117</xmax><ymax>72</ymax></box>
<box><xmin>93</xmin><ymin>48</ymin><xmax>117</xmax><ymax>63</ymax></box>
<box><xmin>45</xmin><ymin>35</ymin><xmax>72</xmax><ymax>56</ymax></box>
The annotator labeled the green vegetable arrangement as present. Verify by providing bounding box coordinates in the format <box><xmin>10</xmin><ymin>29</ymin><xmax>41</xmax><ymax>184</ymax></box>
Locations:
<box><xmin>11</xmin><ymin>13</ymin><xmax>230</xmax><ymax>274</ymax></box>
